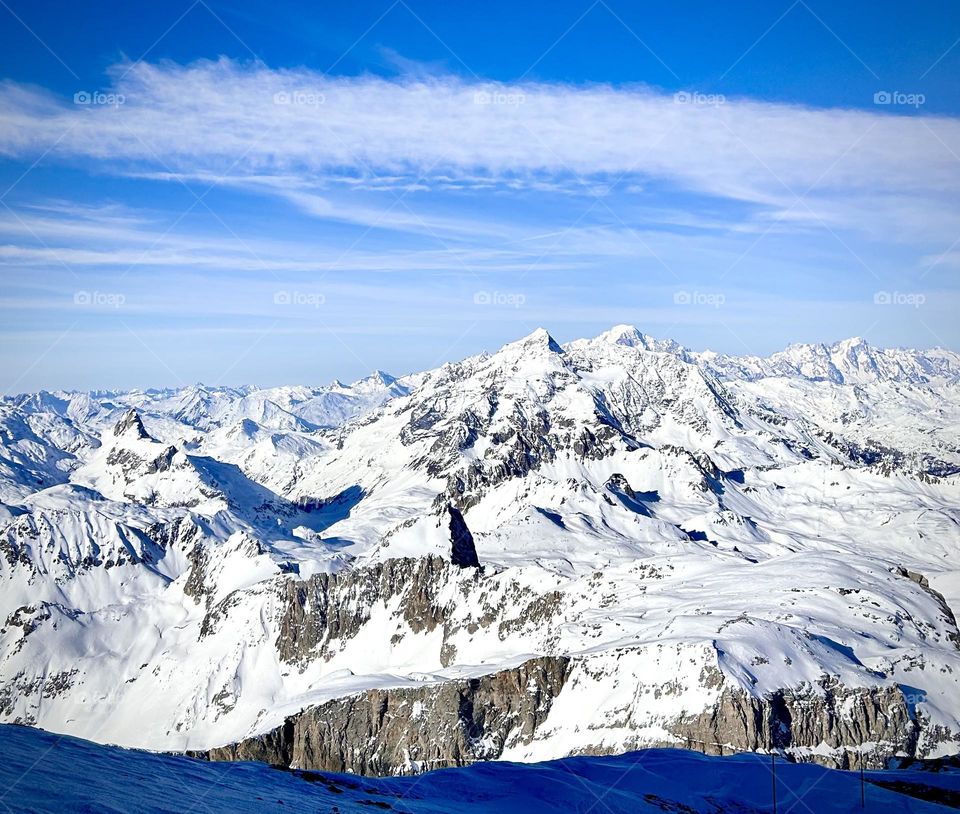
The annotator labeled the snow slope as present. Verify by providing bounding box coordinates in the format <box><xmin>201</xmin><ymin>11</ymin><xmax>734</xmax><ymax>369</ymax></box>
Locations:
<box><xmin>2</xmin><ymin>724</ymin><xmax>958</xmax><ymax>814</ymax></box>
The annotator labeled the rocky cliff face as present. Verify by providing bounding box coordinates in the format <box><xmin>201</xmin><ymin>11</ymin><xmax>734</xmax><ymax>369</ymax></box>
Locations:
<box><xmin>271</xmin><ymin>556</ymin><xmax>473</xmax><ymax>666</ymax></box>
<box><xmin>205</xmin><ymin>656</ymin><xmax>571</xmax><ymax>774</ymax></box>
<box><xmin>202</xmin><ymin>654</ymin><xmax>921</xmax><ymax>774</ymax></box>
<box><xmin>666</xmin><ymin>681</ymin><xmax>915</xmax><ymax>769</ymax></box>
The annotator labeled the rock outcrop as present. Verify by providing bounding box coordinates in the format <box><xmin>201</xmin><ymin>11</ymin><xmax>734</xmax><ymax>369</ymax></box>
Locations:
<box><xmin>204</xmin><ymin>655</ymin><xmax>572</xmax><ymax>774</ymax></box>
<box><xmin>200</xmin><ymin>652</ymin><xmax>924</xmax><ymax>774</ymax></box>
<box><xmin>667</xmin><ymin>681</ymin><xmax>915</xmax><ymax>769</ymax></box>
<box><xmin>447</xmin><ymin>504</ymin><xmax>479</xmax><ymax>568</ymax></box>
<box><xmin>112</xmin><ymin>408</ymin><xmax>151</xmax><ymax>440</ymax></box>
<box><xmin>272</xmin><ymin>555</ymin><xmax>469</xmax><ymax>666</ymax></box>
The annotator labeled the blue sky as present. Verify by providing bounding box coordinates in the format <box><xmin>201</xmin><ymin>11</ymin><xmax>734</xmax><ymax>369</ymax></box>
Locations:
<box><xmin>1</xmin><ymin>0</ymin><xmax>958</xmax><ymax>391</ymax></box>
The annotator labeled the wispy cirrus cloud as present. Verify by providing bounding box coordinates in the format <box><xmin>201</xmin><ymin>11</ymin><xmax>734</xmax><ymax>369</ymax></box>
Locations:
<box><xmin>0</xmin><ymin>201</ymin><xmax>591</xmax><ymax>273</ymax></box>
<box><xmin>0</xmin><ymin>58</ymin><xmax>958</xmax><ymax>243</ymax></box>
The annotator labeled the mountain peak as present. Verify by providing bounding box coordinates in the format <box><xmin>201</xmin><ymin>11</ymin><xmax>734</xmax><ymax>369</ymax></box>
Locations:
<box><xmin>599</xmin><ymin>324</ymin><xmax>644</xmax><ymax>346</ymax></box>
<box><xmin>834</xmin><ymin>336</ymin><xmax>869</xmax><ymax>348</ymax></box>
<box><xmin>112</xmin><ymin>408</ymin><xmax>151</xmax><ymax>440</ymax></box>
<box><xmin>833</xmin><ymin>336</ymin><xmax>870</xmax><ymax>352</ymax></box>
<box><xmin>366</xmin><ymin>370</ymin><xmax>397</xmax><ymax>386</ymax></box>
<box><xmin>504</xmin><ymin>328</ymin><xmax>563</xmax><ymax>354</ymax></box>
<box><xmin>590</xmin><ymin>325</ymin><xmax>689</xmax><ymax>358</ymax></box>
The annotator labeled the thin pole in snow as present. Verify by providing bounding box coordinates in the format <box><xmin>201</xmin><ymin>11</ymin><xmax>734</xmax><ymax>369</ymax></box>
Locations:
<box><xmin>772</xmin><ymin>752</ymin><xmax>777</xmax><ymax>814</ymax></box>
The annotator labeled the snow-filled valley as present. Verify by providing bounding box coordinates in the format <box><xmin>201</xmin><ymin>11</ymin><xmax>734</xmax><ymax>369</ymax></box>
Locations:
<box><xmin>1</xmin><ymin>326</ymin><xmax>959</xmax><ymax>773</ymax></box>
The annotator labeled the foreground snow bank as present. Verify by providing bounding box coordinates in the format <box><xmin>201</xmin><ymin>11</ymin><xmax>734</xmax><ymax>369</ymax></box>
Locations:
<box><xmin>2</xmin><ymin>724</ymin><xmax>958</xmax><ymax>813</ymax></box>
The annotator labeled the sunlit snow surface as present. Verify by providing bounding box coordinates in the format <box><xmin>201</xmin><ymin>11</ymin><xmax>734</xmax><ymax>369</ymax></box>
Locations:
<box><xmin>2</xmin><ymin>725</ymin><xmax>958</xmax><ymax>814</ymax></box>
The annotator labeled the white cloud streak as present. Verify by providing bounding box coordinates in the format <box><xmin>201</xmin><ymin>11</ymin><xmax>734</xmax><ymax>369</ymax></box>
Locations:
<box><xmin>0</xmin><ymin>58</ymin><xmax>957</xmax><ymax>243</ymax></box>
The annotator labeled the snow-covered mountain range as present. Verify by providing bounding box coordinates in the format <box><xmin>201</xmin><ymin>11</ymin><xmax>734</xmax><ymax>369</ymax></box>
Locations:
<box><xmin>1</xmin><ymin>327</ymin><xmax>959</xmax><ymax>773</ymax></box>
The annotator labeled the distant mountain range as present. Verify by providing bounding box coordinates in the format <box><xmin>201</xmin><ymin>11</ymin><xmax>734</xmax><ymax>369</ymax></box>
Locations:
<box><xmin>1</xmin><ymin>327</ymin><xmax>958</xmax><ymax>774</ymax></box>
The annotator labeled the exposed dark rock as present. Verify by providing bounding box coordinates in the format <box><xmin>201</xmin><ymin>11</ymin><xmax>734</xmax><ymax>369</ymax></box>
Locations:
<box><xmin>190</xmin><ymin>719</ymin><xmax>295</xmax><ymax>768</ymax></box>
<box><xmin>144</xmin><ymin>445</ymin><xmax>178</xmax><ymax>474</ymax></box>
<box><xmin>447</xmin><ymin>505</ymin><xmax>479</xmax><ymax>568</ymax></box>
<box><xmin>274</xmin><ymin>556</ymin><xmax>474</xmax><ymax>666</ymax></box>
<box><xmin>146</xmin><ymin>516</ymin><xmax>202</xmax><ymax>554</ymax></box>
<box><xmin>113</xmin><ymin>408</ymin><xmax>151</xmax><ymax>440</ymax></box>
<box><xmin>667</xmin><ymin>681</ymin><xmax>915</xmax><ymax>769</ymax></box>
<box><xmin>200</xmin><ymin>655</ymin><xmax>928</xmax><ymax>774</ymax></box>
<box><xmin>104</xmin><ymin>447</ymin><xmax>145</xmax><ymax>473</ymax></box>
<box><xmin>0</xmin><ymin>604</ymin><xmax>75</xmax><ymax>655</ymax></box>
<box><xmin>182</xmin><ymin>543</ymin><xmax>211</xmax><ymax>604</ymax></box>
<box><xmin>203</xmin><ymin>655</ymin><xmax>572</xmax><ymax>774</ymax></box>
<box><xmin>891</xmin><ymin>566</ymin><xmax>960</xmax><ymax>649</ymax></box>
